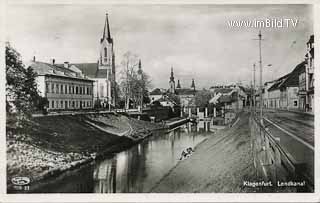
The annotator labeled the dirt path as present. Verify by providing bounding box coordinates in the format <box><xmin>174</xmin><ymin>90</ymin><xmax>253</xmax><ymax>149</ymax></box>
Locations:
<box><xmin>150</xmin><ymin>112</ymin><xmax>257</xmax><ymax>193</ymax></box>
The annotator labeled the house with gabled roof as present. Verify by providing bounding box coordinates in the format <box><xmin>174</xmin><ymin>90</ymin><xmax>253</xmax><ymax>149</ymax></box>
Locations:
<box><xmin>266</xmin><ymin>62</ymin><xmax>304</xmax><ymax>109</ymax></box>
<box><xmin>27</xmin><ymin>58</ymin><xmax>94</xmax><ymax>111</ymax></box>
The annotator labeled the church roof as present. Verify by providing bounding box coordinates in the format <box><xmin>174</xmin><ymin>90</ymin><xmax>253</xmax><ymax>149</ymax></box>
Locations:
<box><xmin>95</xmin><ymin>69</ymin><xmax>108</xmax><ymax>78</ymax></box>
<box><xmin>175</xmin><ymin>88</ymin><xmax>196</xmax><ymax>95</ymax></box>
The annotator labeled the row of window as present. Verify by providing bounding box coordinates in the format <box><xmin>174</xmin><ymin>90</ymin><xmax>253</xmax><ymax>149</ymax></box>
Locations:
<box><xmin>46</xmin><ymin>82</ymin><xmax>93</xmax><ymax>95</ymax></box>
<box><xmin>49</xmin><ymin>99</ymin><xmax>93</xmax><ymax>109</ymax></box>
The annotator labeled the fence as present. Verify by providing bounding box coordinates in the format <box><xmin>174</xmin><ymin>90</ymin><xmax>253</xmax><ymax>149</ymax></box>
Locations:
<box><xmin>250</xmin><ymin>114</ymin><xmax>312</xmax><ymax>192</ymax></box>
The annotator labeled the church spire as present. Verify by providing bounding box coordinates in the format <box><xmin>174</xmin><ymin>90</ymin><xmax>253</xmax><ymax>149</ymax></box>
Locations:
<box><xmin>138</xmin><ymin>59</ymin><xmax>142</xmax><ymax>74</ymax></box>
<box><xmin>191</xmin><ymin>78</ymin><xmax>195</xmax><ymax>90</ymax></box>
<box><xmin>170</xmin><ymin>67</ymin><xmax>174</xmax><ymax>82</ymax></box>
<box><xmin>176</xmin><ymin>79</ymin><xmax>181</xmax><ymax>89</ymax></box>
<box><xmin>169</xmin><ymin>67</ymin><xmax>175</xmax><ymax>94</ymax></box>
<box><xmin>101</xmin><ymin>13</ymin><xmax>112</xmax><ymax>43</ymax></box>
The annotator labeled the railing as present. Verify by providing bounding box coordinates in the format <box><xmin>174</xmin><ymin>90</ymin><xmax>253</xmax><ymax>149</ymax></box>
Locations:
<box><xmin>250</xmin><ymin>114</ymin><xmax>312</xmax><ymax>192</ymax></box>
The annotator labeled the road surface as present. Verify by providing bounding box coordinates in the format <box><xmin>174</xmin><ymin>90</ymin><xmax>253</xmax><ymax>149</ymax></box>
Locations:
<box><xmin>262</xmin><ymin>109</ymin><xmax>314</xmax><ymax>187</ymax></box>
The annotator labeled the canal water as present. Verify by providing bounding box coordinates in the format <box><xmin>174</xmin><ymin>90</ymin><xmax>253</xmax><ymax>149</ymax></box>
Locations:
<box><xmin>28</xmin><ymin>121</ymin><xmax>214</xmax><ymax>193</ymax></box>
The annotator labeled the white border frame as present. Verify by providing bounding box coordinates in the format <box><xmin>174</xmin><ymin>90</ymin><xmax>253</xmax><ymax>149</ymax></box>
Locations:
<box><xmin>1</xmin><ymin>0</ymin><xmax>319</xmax><ymax>202</ymax></box>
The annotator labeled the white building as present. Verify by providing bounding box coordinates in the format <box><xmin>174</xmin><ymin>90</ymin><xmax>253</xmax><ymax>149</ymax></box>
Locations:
<box><xmin>68</xmin><ymin>13</ymin><xmax>116</xmax><ymax>109</ymax></box>
<box><xmin>29</xmin><ymin>59</ymin><xmax>94</xmax><ymax>111</ymax></box>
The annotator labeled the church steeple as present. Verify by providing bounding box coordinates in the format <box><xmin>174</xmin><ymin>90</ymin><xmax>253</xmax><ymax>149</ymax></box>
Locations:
<box><xmin>99</xmin><ymin>13</ymin><xmax>114</xmax><ymax>68</ymax></box>
<box><xmin>169</xmin><ymin>67</ymin><xmax>175</xmax><ymax>94</ymax></box>
<box><xmin>101</xmin><ymin>13</ymin><xmax>112</xmax><ymax>43</ymax></box>
<box><xmin>176</xmin><ymin>79</ymin><xmax>181</xmax><ymax>89</ymax></box>
<box><xmin>138</xmin><ymin>59</ymin><xmax>142</xmax><ymax>75</ymax></box>
<box><xmin>191</xmin><ymin>79</ymin><xmax>195</xmax><ymax>90</ymax></box>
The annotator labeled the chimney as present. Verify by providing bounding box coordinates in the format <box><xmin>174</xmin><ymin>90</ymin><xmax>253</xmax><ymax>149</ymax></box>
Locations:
<box><xmin>64</xmin><ymin>61</ymin><xmax>69</xmax><ymax>68</ymax></box>
<box><xmin>52</xmin><ymin>59</ymin><xmax>55</xmax><ymax>65</ymax></box>
<box><xmin>33</xmin><ymin>56</ymin><xmax>36</xmax><ymax>62</ymax></box>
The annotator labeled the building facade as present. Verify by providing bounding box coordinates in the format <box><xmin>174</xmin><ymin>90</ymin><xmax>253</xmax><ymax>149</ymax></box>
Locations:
<box><xmin>298</xmin><ymin>35</ymin><xmax>314</xmax><ymax>113</ymax></box>
<box><xmin>30</xmin><ymin>60</ymin><xmax>94</xmax><ymax>111</ymax></box>
<box><xmin>306</xmin><ymin>35</ymin><xmax>314</xmax><ymax>113</ymax></box>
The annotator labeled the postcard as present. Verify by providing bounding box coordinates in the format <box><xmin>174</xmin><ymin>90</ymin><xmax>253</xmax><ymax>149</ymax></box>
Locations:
<box><xmin>1</xmin><ymin>1</ymin><xmax>319</xmax><ymax>202</ymax></box>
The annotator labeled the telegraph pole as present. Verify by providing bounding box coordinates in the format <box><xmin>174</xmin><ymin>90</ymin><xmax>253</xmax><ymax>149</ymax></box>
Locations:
<box><xmin>253</xmin><ymin>63</ymin><xmax>256</xmax><ymax>113</ymax></box>
<box><xmin>258</xmin><ymin>30</ymin><xmax>263</xmax><ymax>125</ymax></box>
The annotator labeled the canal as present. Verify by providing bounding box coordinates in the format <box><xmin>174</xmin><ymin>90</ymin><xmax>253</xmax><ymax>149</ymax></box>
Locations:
<box><xmin>28</xmin><ymin>121</ymin><xmax>215</xmax><ymax>193</ymax></box>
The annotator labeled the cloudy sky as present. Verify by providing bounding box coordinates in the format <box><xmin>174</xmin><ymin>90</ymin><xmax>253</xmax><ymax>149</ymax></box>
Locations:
<box><xmin>6</xmin><ymin>4</ymin><xmax>313</xmax><ymax>89</ymax></box>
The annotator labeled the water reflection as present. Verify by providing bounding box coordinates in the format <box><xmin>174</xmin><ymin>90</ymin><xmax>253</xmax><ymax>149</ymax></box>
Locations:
<box><xmin>93</xmin><ymin>121</ymin><xmax>212</xmax><ymax>193</ymax></box>
<box><xmin>22</xmin><ymin>121</ymin><xmax>213</xmax><ymax>193</ymax></box>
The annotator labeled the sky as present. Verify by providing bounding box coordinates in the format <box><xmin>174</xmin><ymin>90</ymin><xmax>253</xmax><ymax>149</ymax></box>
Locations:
<box><xmin>6</xmin><ymin>4</ymin><xmax>313</xmax><ymax>90</ymax></box>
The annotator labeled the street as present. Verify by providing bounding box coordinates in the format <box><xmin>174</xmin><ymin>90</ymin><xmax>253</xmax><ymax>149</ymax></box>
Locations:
<box><xmin>262</xmin><ymin>109</ymin><xmax>314</xmax><ymax>187</ymax></box>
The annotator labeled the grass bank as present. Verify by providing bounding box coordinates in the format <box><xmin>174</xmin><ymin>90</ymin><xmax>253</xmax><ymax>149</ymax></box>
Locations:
<box><xmin>6</xmin><ymin>113</ymin><xmax>164</xmax><ymax>191</ymax></box>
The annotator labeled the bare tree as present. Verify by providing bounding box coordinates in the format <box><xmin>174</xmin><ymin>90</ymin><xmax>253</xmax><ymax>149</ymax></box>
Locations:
<box><xmin>119</xmin><ymin>51</ymin><xmax>152</xmax><ymax>109</ymax></box>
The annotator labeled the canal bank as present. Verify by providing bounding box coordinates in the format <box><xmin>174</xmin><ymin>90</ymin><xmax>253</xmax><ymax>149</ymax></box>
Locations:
<box><xmin>150</xmin><ymin>112</ymin><xmax>258</xmax><ymax>193</ymax></box>
<box><xmin>7</xmin><ymin>113</ymin><xmax>190</xmax><ymax>193</ymax></box>
<box><xmin>6</xmin><ymin>113</ymin><xmax>162</xmax><ymax>191</ymax></box>
<box><xmin>9</xmin><ymin>118</ymin><xmax>212</xmax><ymax>193</ymax></box>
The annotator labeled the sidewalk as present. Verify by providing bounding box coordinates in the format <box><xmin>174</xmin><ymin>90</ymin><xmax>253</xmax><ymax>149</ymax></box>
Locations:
<box><xmin>150</xmin><ymin>112</ymin><xmax>257</xmax><ymax>193</ymax></box>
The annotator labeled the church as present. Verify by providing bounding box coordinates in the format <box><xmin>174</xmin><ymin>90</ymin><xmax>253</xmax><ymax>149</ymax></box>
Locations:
<box><xmin>168</xmin><ymin>68</ymin><xmax>197</xmax><ymax>107</ymax></box>
<box><xmin>66</xmin><ymin>13</ymin><xmax>116</xmax><ymax>108</ymax></box>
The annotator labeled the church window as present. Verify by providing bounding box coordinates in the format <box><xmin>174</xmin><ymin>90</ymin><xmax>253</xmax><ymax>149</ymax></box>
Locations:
<box><xmin>46</xmin><ymin>83</ymin><xmax>49</xmax><ymax>93</ymax></box>
<box><xmin>104</xmin><ymin>47</ymin><xmax>107</xmax><ymax>58</ymax></box>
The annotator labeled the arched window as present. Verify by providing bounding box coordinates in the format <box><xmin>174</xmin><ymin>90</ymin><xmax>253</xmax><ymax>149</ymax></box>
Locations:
<box><xmin>104</xmin><ymin>47</ymin><xmax>107</xmax><ymax>58</ymax></box>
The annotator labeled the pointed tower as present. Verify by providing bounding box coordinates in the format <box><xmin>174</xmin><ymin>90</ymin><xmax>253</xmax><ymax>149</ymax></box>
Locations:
<box><xmin>137</xmin><ymin>59</ymin><xmax>142</xmax><ymax>77</ymax></box>
<box><xmin>169</xmin><ymin>67</ymin><xmax>175</xmax><ymax>94</ymax></box>
<box><xmin>176</xmin><ymin>79</ymin><xmax>181</xmax><ymax>89</ymax></box>
<box><xmin>191</xmin><ymin>79</ymin><xmax>195</xmax><ymax>91</ymax></box>
<box><xmin>97</xmin><ymin>13</ymin><xmax>116</xmax><ymax>107</ymax></box>
<box><xmin>99</xmin><ymin>13</ymin><xmax>114</xmax><ymax>70</ymax></box>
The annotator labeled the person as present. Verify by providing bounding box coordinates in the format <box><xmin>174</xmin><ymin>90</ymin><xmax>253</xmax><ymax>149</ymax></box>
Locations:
<box><xmin>179</xmin><ymin>147</ymin><xmax>194</xmax><ymax>160</ymax></box>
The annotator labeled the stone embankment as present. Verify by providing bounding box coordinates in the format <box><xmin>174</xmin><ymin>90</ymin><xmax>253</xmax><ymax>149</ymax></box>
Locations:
<box><xmin>6</xmin><ymin>113</ymin><xmax>164</xmax><ymax>190</ymax></box>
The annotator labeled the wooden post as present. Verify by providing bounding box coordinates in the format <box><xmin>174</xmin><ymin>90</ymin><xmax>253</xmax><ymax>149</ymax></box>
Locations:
<box><xmin>205</xmin><ymin>107</ymin><xmax>208</xmax><ymax>118</ymax></box>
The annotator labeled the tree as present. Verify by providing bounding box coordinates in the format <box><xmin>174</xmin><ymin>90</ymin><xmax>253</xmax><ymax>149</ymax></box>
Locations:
<box><xmin>118</xmin><ymin>51</ymin><xmax>152</xmax><ymax>109</ymax></box>
<box><xmin>195</xmin><ymin>89</ymin><xmax>214</xmax><ymax>108</ymax></box>
<box><xmin>6</xmin><ymin>42</ymin><xmax>44</xmax><ymax>121</ymax></box>
<box><xmin>167</xmin><ymin>93</ymin><xmax>181</xmax><ymax>106</ymax></box>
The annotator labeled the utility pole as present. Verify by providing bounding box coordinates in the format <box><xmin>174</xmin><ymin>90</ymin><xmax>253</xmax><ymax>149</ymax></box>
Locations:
<box><xmin>253</xmin><ymin>63</ymin><xmax>256</xmax><ymax>113</ymax></box>
<box><xmin>258</xmin><ymin>30</ymin><xmax>263</xmax><ymax>125</ymax></box>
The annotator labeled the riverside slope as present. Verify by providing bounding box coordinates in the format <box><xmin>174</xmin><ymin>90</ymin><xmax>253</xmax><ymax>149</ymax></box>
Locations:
<box><xmin>151</xmin><ymin>112</ymin><xmax>257</xmax><ymax>193</ymax></box>
<box><xmin>6</xmin><ymin>113</ymin><xmax>163</xmax><ymax>191</ymax></box>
